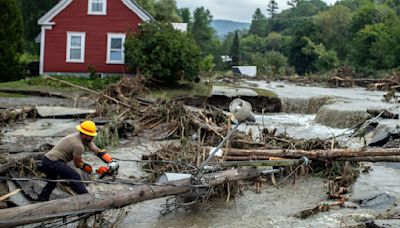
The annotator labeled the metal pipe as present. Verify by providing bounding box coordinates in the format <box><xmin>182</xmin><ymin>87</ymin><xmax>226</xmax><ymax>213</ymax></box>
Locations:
<box><xmin>261</xmin><ymin>168</ymin><xmax>282</xmax><ymax>175</ymax></box>
<box><xmin>197</xmin><ymin>123</ymin><xmax>241</xmax><ymax>172</ymax></box>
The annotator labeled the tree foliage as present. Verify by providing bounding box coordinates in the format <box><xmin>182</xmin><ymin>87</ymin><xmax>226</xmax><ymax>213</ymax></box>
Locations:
<box><xmin>267</xmin><ymin>0</ymin><xmax>279</xmax><ymax>17</ymax></box>
<box><xmin>191</xmin><ymin>7</ymin><xmax>218</xmax><ymax>56</ymax></box>
<box><xmin>351</xmin><ymin>3</ymin><xmax>396</xmax><ymax>33</ymax></box>
<box><xmin>17</xmin><ymin>0</ymin><xmax>56</xmax><ymax>54</ymax></box>
<box><xmin>230</xmin><ymin>31</ymin><xmax>241</xmax><ymax>66</ymax></box>
<box><xmin>350</xmin><ymin>22</ymin><xmax>398</xmax><ymax>70</ymax></box>
<box><xmin>249</xmin><ymin>8</ymin><xmax>268</xmax><ymax>36</ymax></box>
<box><xmin>154</xmin><ymin>0</ymin><xmax>181</xmax><ymax>22</ymax></box>
<box><xmin>136</xmin><ymin>0</ymin><xmax>156</xmax><ymax>16</ymax></box>
<box><xmin>125</xmin><ymin>22</ymin><xmax>200</xmax><ymax>85</ymax></box>
<box><xmin>314</xmin><ymin>5</ymin><xmax>352</xmax><ymax>60</ymax></box>
<box><xmin>0</xmin><ymin>0</ymin><xmax>24</xmax><ymax>82</ymax></box>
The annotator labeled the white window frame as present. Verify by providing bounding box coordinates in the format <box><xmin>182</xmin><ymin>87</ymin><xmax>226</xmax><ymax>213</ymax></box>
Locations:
<box><xmin>107</xmin><ymin>33</ymin><xmax>126</xmax><ymax>64</ymax></box>
<box><xmin>88</xmin><ymin>0</ymin><xmax>107</xmax><ymax>15</ymax></box>
<box><xmin>66</xmin><ymin>32</ymin><xmax>86</xmax><ymax>63</ymax></box>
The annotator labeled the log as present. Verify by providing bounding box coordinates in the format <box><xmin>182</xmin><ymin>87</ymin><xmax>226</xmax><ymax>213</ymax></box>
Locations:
<box><xmin>215</xmin><ymin>147</ymin><xmax>400</xmax><ymax>161</ymax></box>
<box><xmin>211</xmin><ymin>158</ymin><xmax>304</xmax><ymax>167</ymax></box>
<box><xmin>337</xmin><ymin>156</ymin><xmax>400</xmax><ymax>162</ymax></box>
<box><xmin>0</xmin><ymin>168</ymin><xmax>264</xmax><ymax>227</ymax></box>
<box><xmin>224</xmin><ymin>156</ymin><xmax>272</xmax><ymax>161</ymax></box>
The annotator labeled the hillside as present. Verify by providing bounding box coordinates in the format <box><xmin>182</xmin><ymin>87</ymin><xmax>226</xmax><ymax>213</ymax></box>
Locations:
<box><xmin>211</xmin><ymin>19</ymin><xmax>250</xmax><ymax>39</ymax></box>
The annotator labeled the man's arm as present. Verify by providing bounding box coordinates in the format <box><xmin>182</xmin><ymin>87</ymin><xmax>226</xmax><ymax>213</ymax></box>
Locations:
<box><xmin>88</xmin><ymin>142</ymin><xmax>114</xmax><ymax>164</ymax></box>
<box><xmin>73</xmin><ymin>146</ymin><xmax>92</xmax><ymax>173</ymax></box>
<box><xmin>88</xmin><ymin>142</ymin><xmax>102</xmax><ymax>154</ymax></box>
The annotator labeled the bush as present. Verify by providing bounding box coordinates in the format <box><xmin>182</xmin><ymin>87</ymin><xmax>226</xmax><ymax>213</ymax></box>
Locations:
<box><xmin>125</xmin><ymin>22</ymin><xmax>201</xmax><ymax>85</ymax></box>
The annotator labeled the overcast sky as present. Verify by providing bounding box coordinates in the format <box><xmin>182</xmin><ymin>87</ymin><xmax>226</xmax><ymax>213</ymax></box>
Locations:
<box><xmin>176</xmin><ymin>0</ymin><xmax>338</xmax><ymax>23</ymax></box>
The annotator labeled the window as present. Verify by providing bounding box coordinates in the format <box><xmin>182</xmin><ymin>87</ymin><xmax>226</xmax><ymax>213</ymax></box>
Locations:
<box><xmin>88</xmin><ymin>0</ymin><xmax>106</xmax><ymax>15</ymax></box>
<box><xmin>107</xmin><ymin>34</ymin><xmax>126</xmax><ymax>64</ymax></box>
<box><xmin>66</xmin><ymin>32</ymin><xmax>85</xmax><ymax>63</ymax></box>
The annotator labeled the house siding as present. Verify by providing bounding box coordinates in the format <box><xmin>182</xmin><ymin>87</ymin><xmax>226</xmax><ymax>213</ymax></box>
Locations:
<box><xmin>44</xmin><ymin>0</ymin><xmax>142</xmax><ymax>74</ymax></box>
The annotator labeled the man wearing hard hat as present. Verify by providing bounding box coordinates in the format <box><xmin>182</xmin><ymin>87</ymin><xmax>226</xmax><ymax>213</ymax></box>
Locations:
<box><xmin>37</xmin><ymin>120</ymin><xmax>116</xmax><ymax>201</ymax></box>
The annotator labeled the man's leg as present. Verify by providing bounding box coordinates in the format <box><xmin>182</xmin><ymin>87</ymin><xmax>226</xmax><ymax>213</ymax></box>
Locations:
<box><xmin>52</xmin><ymin>162</ymin><xmax>88</xmax><ymax>194</ymax></box>
<box><xmin>38</xmin><ymin>158</ymin><xmax>58</xmax><ymax>201</ymax></box>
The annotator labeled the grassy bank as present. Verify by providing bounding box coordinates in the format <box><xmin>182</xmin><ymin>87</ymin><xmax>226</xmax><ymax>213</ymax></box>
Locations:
<box><xmin>0</xmin><ymin>76</ymin><xmax>121</xmax><ymax>93</ymax></box>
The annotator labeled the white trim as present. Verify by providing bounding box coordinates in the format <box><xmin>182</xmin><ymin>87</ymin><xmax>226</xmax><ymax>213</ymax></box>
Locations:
<box><xmin>122</xmin><ymin>0</ymin><xmax>152</xmax><ymax>21</ymax></box>
<box><xmin>38</xmin><ymin>0</ymin><xmax>72</xmax><ymax>25</ymax></box>
<box><xmin>38</xmin><ymin>0</ymin><xmax>152</xmax><ymax>26</ymax></box>
<box><xmin>39</xmin><ymin>26</ymin><xmax>52</xmax><ymax>75</ymax></box>
<box><xmin>66</xmin><ymin>32</ymin><xmax>86</xmax><ymax>63</ymax></box>
<box><xmin>88</xmin><ymin>0</ymin><xmax>107</xmax><ymax>15</ymax></box>
<box><xmin>106</xmin><ymin>33</ymin><xmax>126</xmax><ymax>64</ymax></box>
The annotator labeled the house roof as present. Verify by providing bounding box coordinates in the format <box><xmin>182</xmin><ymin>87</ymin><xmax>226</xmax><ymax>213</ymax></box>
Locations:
<box><xmin>38</xmin><ymin>0</ymin><xmax>153</xmax><ymax>26</ymax></box>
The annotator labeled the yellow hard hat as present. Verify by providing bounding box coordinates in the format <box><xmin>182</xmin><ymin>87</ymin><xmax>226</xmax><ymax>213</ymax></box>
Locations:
<box><xmin>76</xmin><ymin>120</ymin><xmax>97</xmax><ymax>136</ymax></box>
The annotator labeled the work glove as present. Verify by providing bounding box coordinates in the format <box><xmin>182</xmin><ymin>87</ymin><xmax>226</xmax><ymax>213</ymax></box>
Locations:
<box><xmin>81</xmin><ymin>162</ymin><xmax>93</xmax><ymax>174</ymax></box>
<box><xmin>97</xmin><ymin>150</ymin><xmax>113</xmax><ymax>163</ymax></box>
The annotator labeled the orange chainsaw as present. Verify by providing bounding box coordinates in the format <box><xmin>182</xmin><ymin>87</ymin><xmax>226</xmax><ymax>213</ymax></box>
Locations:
<box><xmin>96</xmin><ymin>161</ymin><xmax>119</xmax><ymax>179</ymax></box>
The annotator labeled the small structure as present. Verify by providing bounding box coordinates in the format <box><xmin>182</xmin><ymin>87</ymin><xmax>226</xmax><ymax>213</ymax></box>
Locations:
<box><xmin>232</xmin><ymin>66</ymin><xmax>257</xmax><ymax>77</ymax></box>
<box><xmin>37</xmin><ymin>0</ymin><xmax>153</xmax><ymax>75</ymax></box>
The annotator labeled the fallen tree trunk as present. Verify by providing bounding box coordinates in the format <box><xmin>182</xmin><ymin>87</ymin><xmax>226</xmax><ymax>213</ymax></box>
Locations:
<box><xmin>337</xmin><ymin>156</ymin><xmax>400</xmax><ymax>162</ymax></box>
<box><xmin>212</xmin><ymin>158</ymin><xmax>304</xmax><ymax>167</ymax></box>
<box><xmin>0</xmin><ymin>168</ymin><xmax>264</xmax><ymax>227</ymax></box>
<box><xmin>216</xmin><ymin>147</ymin><xmax>400</xmax><ymax>161</ymax></box>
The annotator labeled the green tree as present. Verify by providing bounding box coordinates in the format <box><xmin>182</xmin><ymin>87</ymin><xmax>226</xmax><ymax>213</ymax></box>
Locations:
<box><xmin>272</xmin><ymin>0</ymin><xmax>327</xmax><ymax>34</ymax></box>
<box><xmin>154</xmin><ymin>0</ymin><xmax>181</xmax><ymax>22</ymax></box>
<box><xmin>248</xmin><ymin>51</ymin><xmax>287</xmax><ymax>74</ymax></box>
<box><xmin>314</xmin><ymin>5</ymin><xmax>352</xmax><ymax>60</ymax></box>
<box><xmin>125</xmin><ymin>22</ymin><xmax>200</xmax><ymax>85</ymax></box>
<box><xmin>241</xmin><ymin>34</ymin><xmax>268</xmax><ymax>53</ymax></box>
<box><xmin>301</xmin><ymin>37</ymin><xmax>339</xmax><ymax>72</ymax></box>
<box><xmin>265</xmin><ymin>32</ymin><xmax>284</xmax><ymax>51</ymax></box>
<box><xmin>17</xmin><ymin>0</ymin><xmax>56</xmax><ymax>54</ymax></box>
<box><xmin>350</xmin><ymin>23</ymin><xmax>397</xmax><ymax>70</ymax></box>
<box><xmin>0</xmin><ymin>0</ymin><xmax>24</xmax><ymax>82</ymax></box>
<box><xmin>177</xmin><ymin>8</ymin><xmax>191</xmax><ymax>30</ymax></box>
<box><xmin>191</xmin><ymin>7</ymin><xmax>217</xmax><ymax>56</ymax></box>
<box><xmin>267</xmin><ymin>0</ymin><xmax>279</xmax><ymax>17</ymax></box>
<box><xmin>178</xmin><ymin>8</ymin><xmax>191</xmax><ymax>23</ymax></box>
<box><xmin>136</xmin><ymin>0</ymin><xmax>156</xmax><ymax>16</ymax></box>
<box><xmin>249</xmin><ymin>8</ymin><xmax>268</xmax><ymax>36</ymax></box>
<box><xmin>351</xmin><ymin>3</ymin><xmax>396</xmax><ymax>33</ymax></box>
<box><xmin>287</xmin><ymin>20</ymin><xmax>321</xmax><ymax>74</ymax></box>
<box><xmin>230</xmin><ymin>31</ymin><xmax>241</xmax><ymax>66</ymax></box>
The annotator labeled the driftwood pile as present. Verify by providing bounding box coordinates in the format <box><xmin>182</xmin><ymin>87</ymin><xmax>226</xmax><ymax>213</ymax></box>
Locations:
<box><xmin>329</xmin><ymin>68</ymin><xmax>400</xmax><ymax>93</ymax></box>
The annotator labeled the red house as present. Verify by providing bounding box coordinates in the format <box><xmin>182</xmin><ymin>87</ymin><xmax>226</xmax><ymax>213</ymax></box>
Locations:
<box><xmin>38</xmin><ymin>0</ymin><xmax>152</xmax><ymax>75</ymax></box>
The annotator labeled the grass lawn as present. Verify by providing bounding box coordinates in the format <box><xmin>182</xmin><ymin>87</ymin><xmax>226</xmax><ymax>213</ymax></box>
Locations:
<box><xmin>0</xmin><ymin>91</ymin><xmax>26</xmax><ymax>98</ymax></box>
<box><xmin>0</xmin><ymin>76</ymin><xmax>121</xmax><ymax>93</ymax></box>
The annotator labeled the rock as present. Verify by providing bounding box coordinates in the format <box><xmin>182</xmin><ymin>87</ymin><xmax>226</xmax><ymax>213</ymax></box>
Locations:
<box><xmin>359</xmin><ymin>193</ymin><xmax>397</xmax><ymax>211</ymax></box>
<box><xmin>6</xmin><ymin>180</ymin><xmax>30</xmax><ymax>206</ymax></box>
<box><xmin>369</xmin><ymin>119</ymin><xmax>400</xmax><ymax>147</ymax></box>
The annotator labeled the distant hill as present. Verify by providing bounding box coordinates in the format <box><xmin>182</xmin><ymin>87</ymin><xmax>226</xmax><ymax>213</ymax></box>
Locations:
<box><xmin>211</xmin><ymin>19</ymin><xmax>250</xmax><ymax>39</ymax></box>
